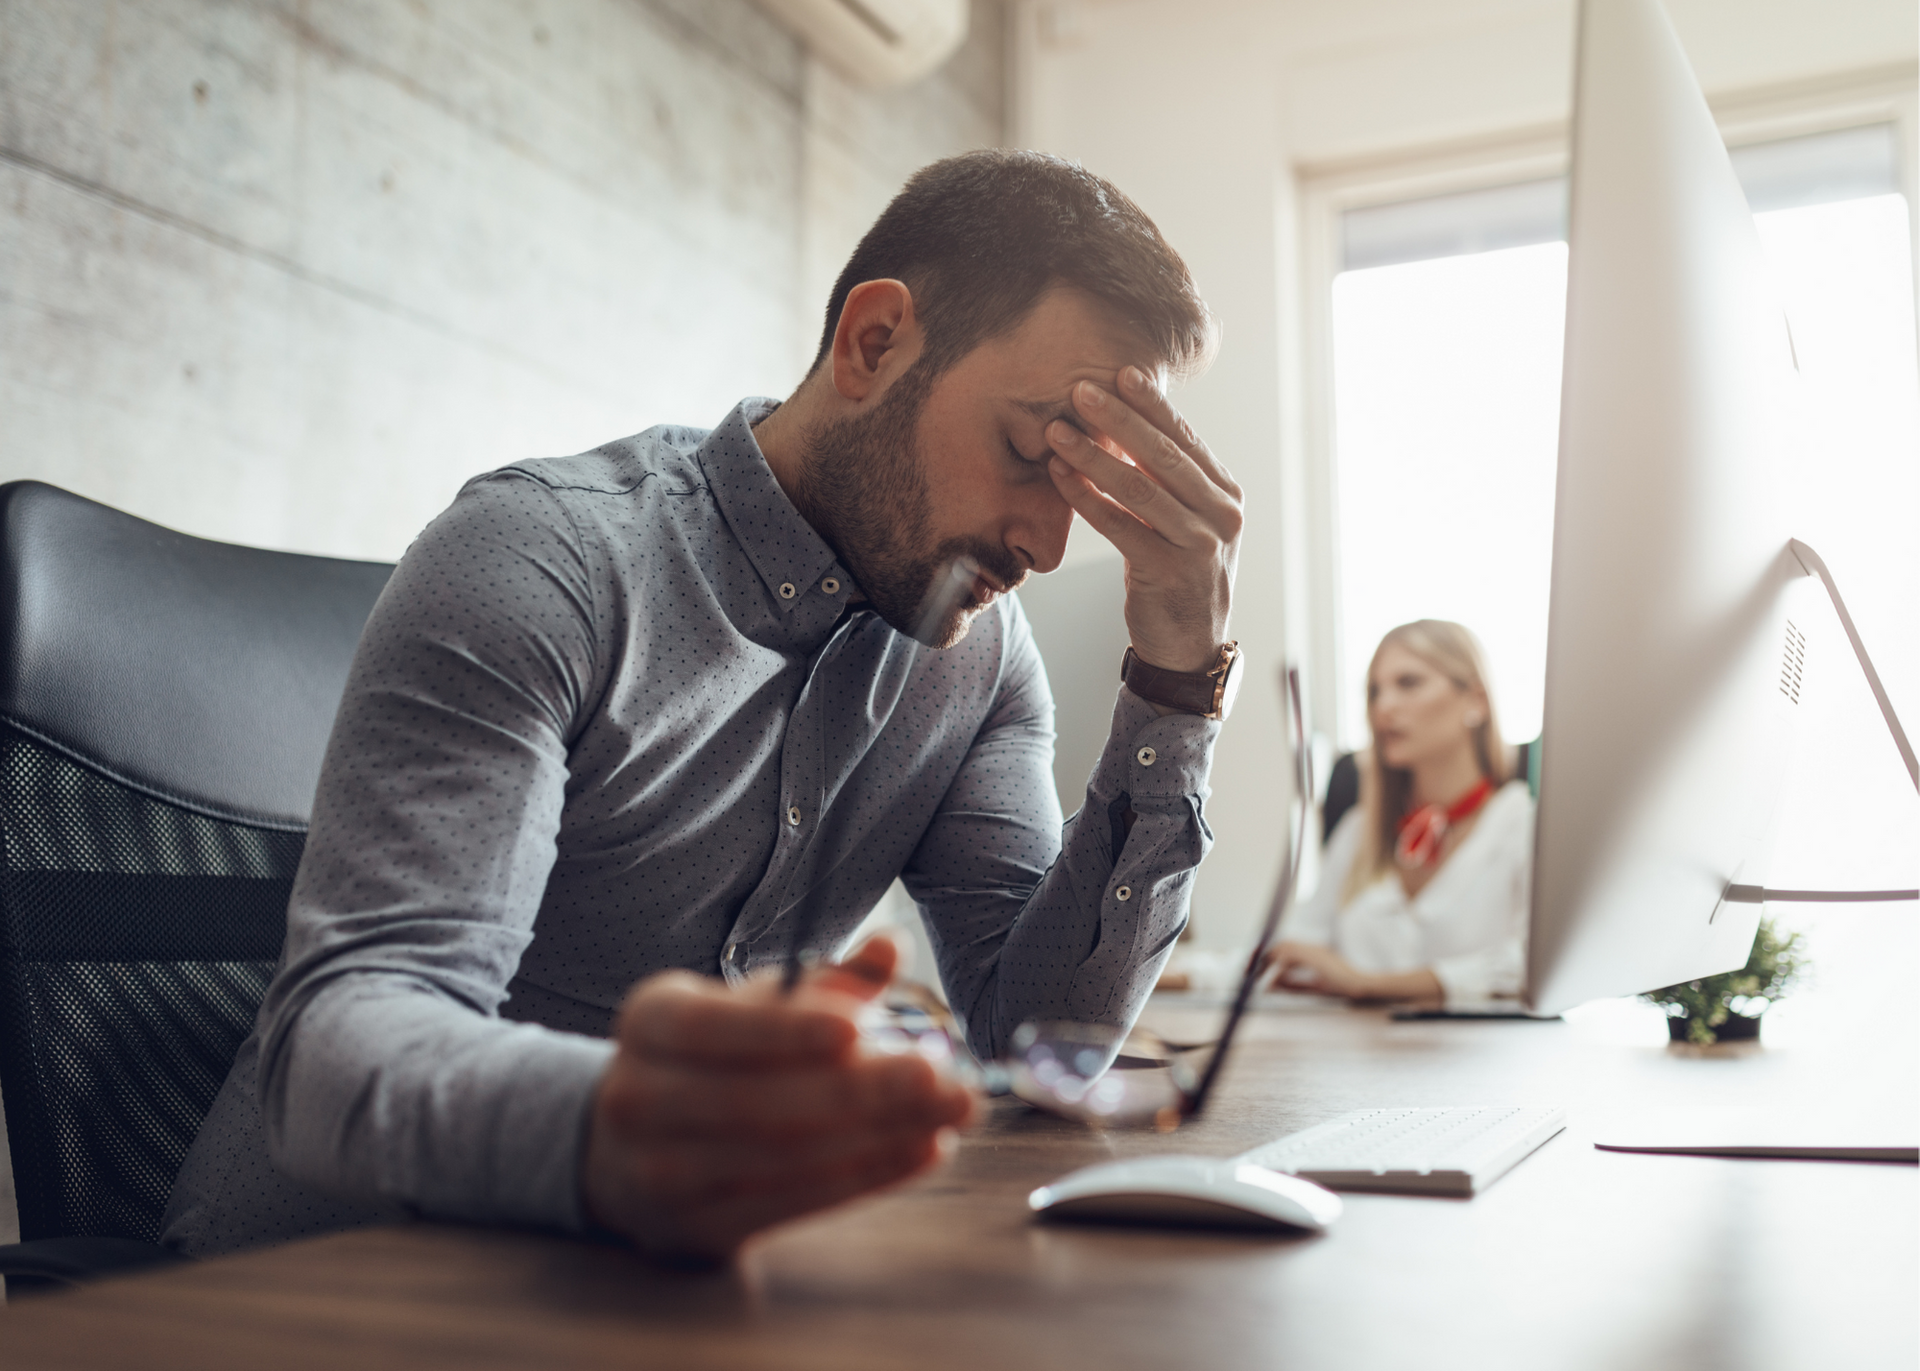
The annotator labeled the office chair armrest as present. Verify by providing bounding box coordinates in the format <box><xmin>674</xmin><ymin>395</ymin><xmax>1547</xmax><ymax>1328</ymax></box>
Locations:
<box><xmin>0</xmin><ymin>1236</ymin><xmax>187</xmax><ymax>1293</ymax></box>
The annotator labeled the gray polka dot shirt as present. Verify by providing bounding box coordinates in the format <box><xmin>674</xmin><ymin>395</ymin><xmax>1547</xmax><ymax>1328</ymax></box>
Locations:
<box><xmin>162</xmin><ymin>399</ymin><xmax>1220</xmax><ymax>1256</ymax></box>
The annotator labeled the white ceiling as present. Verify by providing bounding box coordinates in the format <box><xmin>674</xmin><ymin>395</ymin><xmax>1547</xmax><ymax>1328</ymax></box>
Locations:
<box><xmin>1032</xmin><ymin>0</ymin><xmax>1918</xmax><ymax>163</ymax></box>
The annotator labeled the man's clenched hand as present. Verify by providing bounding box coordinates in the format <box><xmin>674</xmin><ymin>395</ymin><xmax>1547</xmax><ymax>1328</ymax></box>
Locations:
<box><xmin>581</xmin><ymin>938</ymin><xmax>975</xmax><ymax>1262</ymax></box>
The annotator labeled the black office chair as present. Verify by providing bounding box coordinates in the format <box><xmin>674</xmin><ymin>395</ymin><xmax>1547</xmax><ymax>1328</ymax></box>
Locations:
<box><xmin>0</xmin><ymin>481</ymin><xmax>391</xmax><ymax>1288</ymax></box>
<box><xmin>1321</xmin><ymin>738</ymin><xmax>1538</xmax><ymax>844</ymax></box>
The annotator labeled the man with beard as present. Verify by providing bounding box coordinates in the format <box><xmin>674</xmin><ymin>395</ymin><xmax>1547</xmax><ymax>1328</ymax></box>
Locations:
<box><xmin>162</xmin><ymin>150</ymin><xmax>1245</xmax><ymax>1262</ymax></box>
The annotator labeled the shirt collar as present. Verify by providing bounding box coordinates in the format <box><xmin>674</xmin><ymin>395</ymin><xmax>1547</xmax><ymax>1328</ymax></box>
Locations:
<box><xmin>696</xmin><ymin>398</ymin><xmax>854</xmax><ymax>619</ymax></box>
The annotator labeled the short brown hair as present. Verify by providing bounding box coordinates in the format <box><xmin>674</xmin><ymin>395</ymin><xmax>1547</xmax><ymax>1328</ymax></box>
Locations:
<box><xmin>812</xmin><ymin>149</ymin><xmax>1217</xmax><ymax>380</ymax></box>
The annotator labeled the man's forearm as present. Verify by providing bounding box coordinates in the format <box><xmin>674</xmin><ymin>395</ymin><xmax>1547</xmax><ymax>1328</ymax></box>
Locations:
<box><xmin>968</xmin><ymin>688</ymin><xmax>1219</xmax><ymax>1054</ymax></box>
<box><xmin>258</xmin><ymin>973</ymin><xmax>614</xmax><ymax>1229</ymax></box>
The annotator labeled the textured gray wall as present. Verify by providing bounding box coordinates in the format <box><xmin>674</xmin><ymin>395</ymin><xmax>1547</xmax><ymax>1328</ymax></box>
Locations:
<box><xmin>0</xmin><ymin>0</ymin><xmax>1005</xmax><ymax>560</ymax></box>
<box><xmin>1016</xmin><ymin>564</ymin><xmax>1131</xmax><ymax>817</ymax></box>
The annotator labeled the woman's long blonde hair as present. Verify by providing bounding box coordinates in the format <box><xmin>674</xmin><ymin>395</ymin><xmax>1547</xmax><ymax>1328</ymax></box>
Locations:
<box><xmin>1343</xmin><ymin>620</ymin><xmax>1510</xmax><ymax>902</ymax></box>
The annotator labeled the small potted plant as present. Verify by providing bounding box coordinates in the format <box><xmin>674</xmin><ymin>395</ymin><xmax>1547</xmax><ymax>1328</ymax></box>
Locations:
<box><xmin>1643</xmin><ymin>916</ymin><xmax>1806</xmax><ymax>1045</ymax></box>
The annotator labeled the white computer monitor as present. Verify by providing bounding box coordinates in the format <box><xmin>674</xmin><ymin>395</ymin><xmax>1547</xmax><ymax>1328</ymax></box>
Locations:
<box><xmin>1524</xmin><ymin>0</ymin><xmax>1810</xmax><ymax>1014</ymax></box>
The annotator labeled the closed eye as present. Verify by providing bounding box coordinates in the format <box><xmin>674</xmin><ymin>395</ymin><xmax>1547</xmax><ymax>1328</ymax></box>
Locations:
<box><xmin>1010</xmin><ymin>413</ymin><xmax>1091</xmax><ymax>463</ymax></box>
<box><xmin>1003</xmin><ymin>438</ymin><xmax>1057</xmax><ymax>486</ymax></box>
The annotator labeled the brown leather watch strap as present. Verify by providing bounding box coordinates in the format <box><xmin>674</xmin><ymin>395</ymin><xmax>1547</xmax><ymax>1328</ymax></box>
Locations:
<box><xmin>1121</xmin><ymin>642</ymin><xmax>1241</xmax><ymax>719</ymax></box>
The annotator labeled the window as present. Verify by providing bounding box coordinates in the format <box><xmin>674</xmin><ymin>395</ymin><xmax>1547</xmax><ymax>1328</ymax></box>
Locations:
<box><xmin>1326</xmin><ymin>123</ymin><xmax>1916</xmax><ymax>757</ymax></box>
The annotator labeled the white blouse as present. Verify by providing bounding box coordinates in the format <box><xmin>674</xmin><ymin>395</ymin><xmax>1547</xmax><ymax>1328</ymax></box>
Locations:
<box><xmin>1281</xmin><ymin>780</ymin><xmax>1534</xmax><ymax>1005</ymax></box>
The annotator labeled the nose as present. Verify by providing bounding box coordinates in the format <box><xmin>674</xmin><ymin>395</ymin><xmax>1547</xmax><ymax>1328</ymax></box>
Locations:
<box><xmin>1009</xmin><ymin>487</ymin><xmax>1075</xmax><ymax>576</ymax></box>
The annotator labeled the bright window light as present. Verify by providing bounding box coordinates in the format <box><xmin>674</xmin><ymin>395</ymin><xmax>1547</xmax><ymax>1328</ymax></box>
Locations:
<box><xmin>1329</xmin><ymin>177</ymin><xmax>1918</xmax><ymax>766</ymax></box>
<box><xmin>1331</xmin><ymin>240</ymin><xmax>1566</xmax><ymax>748</ymax></box>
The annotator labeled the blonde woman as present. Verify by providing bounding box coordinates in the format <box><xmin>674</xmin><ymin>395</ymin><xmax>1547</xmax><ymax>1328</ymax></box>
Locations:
<box><xmin>1264</xmin><ymin>620</ymin><xmax>1533</xmax><ymax>1005</ymax></box>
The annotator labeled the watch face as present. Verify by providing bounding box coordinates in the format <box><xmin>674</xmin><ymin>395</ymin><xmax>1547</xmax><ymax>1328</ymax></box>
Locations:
<box><xmin>1215</xmin><ymin>649</ymin><xmax>1244</xmax><ymax>719</ymax></box>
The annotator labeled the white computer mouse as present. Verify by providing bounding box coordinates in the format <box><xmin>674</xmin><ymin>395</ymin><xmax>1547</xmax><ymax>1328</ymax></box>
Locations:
<box><xmin>1028</xmin><ymin>1155</ymin><xmax>1344</xmax><ymax>1233</ymax></box>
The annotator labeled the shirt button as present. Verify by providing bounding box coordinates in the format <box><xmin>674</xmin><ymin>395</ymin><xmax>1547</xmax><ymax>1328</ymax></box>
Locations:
<box><xmin>724</xmin><ymin>942</ymin><xmax>737</xmax><ymax>963</ymax></box>
<box><xmin>1115</xmin><ymin>885</ymin><xmax>1133</xmax><ymax>902</ymax></box>
<box><xmin>821</xmin><ymin>577</ymin><xmax>841</xmax><ymax>595</ymax></box>
<box><xmin>778</xmin><ymin>582</ymin><xmax>798</xmax><ymax>600</ymax></box>
<box><xmin>1136</xmin><ymin>746</ymin><xmax>1158</xmax><ymax>767</ymax></box>
<box><xmin>787</xmin><ymin>805</ymin><xmax>802</xmax><ymax>827</ymax></box>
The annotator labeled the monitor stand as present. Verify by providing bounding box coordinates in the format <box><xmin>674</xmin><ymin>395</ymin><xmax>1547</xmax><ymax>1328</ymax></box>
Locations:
<box><xmin>1720</xmin><ymin>539</ymin><xmax>1917</xmax><ymax>908</ymax></box>
<box><xmin>1612</xmin><ymin>540</ymin><xmax>1917</xmax><ymax>1163</ymax></box>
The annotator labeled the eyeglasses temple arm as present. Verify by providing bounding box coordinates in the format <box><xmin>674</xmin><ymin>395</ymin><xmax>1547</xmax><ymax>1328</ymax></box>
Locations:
<box><xmin>1183</xmin><ymin>663</ymin><xmax>1312</xmax><ymax>1119</ymax></box>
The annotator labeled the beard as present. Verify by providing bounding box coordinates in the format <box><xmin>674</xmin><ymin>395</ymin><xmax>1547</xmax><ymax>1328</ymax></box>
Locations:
<box><xmin>791</xmin><ymin>365</ymin><xmax>1028</xmax><ymax>649</ymax></box>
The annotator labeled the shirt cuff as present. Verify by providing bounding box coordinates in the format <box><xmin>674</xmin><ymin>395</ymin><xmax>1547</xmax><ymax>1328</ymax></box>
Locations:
<box><xmin>1110</xmin><ymin>686</ymin><xmax>1221</xmax><ymax>802</ymax></box>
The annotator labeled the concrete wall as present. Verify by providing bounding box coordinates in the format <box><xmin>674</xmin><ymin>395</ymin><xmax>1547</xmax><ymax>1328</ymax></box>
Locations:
<box><xmin>0</xmin><ymin>0</ymin><xmax>1006</xmax><ymax>561</ymax></box>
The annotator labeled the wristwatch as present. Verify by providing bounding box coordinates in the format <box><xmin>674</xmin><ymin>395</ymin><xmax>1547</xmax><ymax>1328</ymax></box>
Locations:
<box><xmin>1121</xmin><ymin>641</ymin><xmax>1243</xmax><ymax>720</ymax></box>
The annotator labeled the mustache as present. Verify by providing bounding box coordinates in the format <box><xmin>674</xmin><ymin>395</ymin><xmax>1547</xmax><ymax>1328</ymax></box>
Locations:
<box><xmin>959</xmin><ymin>539</ymin><xmax>1029</xmax><ymax>594</ymax></box>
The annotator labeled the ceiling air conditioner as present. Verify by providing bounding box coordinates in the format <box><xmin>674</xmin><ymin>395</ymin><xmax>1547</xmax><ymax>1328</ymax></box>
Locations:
<box><xmin>758</xmin><ymin>0</ymin><xmax>968</xmax><ymax>88</ymax></box>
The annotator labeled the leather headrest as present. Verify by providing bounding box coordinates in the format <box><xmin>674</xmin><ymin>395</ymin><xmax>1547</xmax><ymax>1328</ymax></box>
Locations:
<box><xmin>0</xmin><ymin>482</ymin><xmax>393</xmax><ymax>828</ymax></box>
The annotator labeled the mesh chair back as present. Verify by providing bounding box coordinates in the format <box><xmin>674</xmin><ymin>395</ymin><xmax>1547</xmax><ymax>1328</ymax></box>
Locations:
<box><xmin>0</xmin><ymin>482</ymin><xmax>391</xmax><ymax>1243</ymax></box>
<box><xmin>0</xmin><ymin>728</ymin><xmax>300</xmax><ymax>1239</ymax></box>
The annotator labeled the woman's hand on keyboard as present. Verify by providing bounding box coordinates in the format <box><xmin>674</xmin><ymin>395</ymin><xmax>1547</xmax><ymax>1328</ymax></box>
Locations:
<box><xmin>580</xmin><ymin>937</ymin><xmax>976</xmax><ymax>1263</ymax></box>
<box><xmin>1263</xmin><ymin>941</ymin><xmax>1371</xmax><ymax>997</ymax></box>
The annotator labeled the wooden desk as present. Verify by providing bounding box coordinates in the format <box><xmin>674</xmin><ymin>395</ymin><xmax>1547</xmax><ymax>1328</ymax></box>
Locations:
<box><xmin>2</xmin><ymin>1002</ymin><xmax>1913</xmax><ymax>1370</ymax></box>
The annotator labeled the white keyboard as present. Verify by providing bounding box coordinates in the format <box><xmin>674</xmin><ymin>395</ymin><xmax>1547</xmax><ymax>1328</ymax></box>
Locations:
<box><xmin>1239</xmin><ymin>1106</ymin><xmax>1566</xmax><ymax>1196</ymax></box>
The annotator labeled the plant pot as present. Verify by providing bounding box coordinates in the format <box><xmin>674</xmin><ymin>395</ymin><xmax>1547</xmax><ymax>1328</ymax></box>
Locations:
<box><xmin>1667</xmin><ymin>1012</ymin><xmax>1761</xmax><ymax>1044</ymax></box>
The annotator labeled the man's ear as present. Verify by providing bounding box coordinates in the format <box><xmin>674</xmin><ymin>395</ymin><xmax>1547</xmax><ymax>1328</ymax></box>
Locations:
<box><xmin>830</xmin><ymin>279</ymin><xmax>919</xmax><ymax>403</ymax></box>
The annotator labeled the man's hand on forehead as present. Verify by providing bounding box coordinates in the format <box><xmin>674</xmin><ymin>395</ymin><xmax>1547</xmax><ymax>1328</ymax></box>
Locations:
<box><xmin>1012</xmin><ymin>392</ymin><xmax>1096</xmax><ymax>436</ymax></box>
<box><xmin>1043</xmin><ymin>366</ymin><xmax>1243</xmax><ymax>676</ymax></box>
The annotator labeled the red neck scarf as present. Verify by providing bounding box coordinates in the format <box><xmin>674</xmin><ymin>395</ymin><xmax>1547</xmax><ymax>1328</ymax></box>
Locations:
<box><xmin>1394</xmin><ymin>777</ymin><xmax>1495</xmax><ymax>871</ymax></box>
